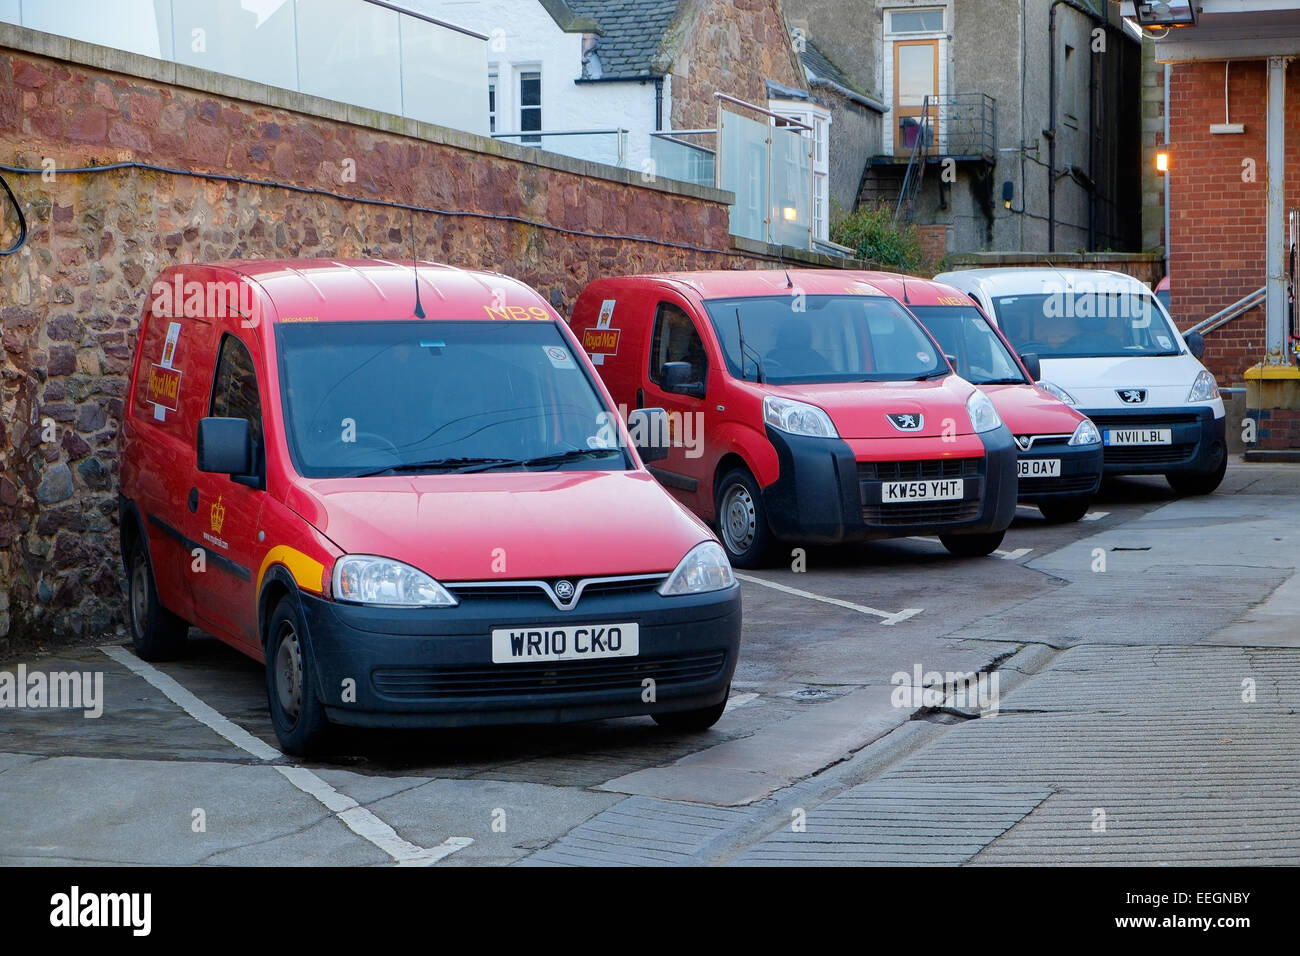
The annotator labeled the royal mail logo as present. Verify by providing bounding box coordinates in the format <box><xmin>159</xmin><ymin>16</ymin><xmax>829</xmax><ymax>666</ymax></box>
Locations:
<box><xmin>582</xmin><ymin>327</ymin><xmax>621</xmax><ymax>355</ymax></box>
<box><xmin>147</xmin><ymin>365</ymin><xmax>182</xmax><ymax>410</ymax></box>
<box><xmin>210</xmin><ymin>494</ymin><xmax>226</xmax><ymax>535</ymax></box>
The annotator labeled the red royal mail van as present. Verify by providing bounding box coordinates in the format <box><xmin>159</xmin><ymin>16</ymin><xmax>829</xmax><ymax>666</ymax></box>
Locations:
<box><xmin>569</xmin><ymin>270</ymin><xmax>1019</xmax><ymax>566</ymax></box>
<box><xmin>120</xmin><ymin>259</ymin><xmax>741</xmax><ymax>755</ymax></box>
<box><xmin>852</xmin><ymin>272</ymin><xmax>1104</xmax><ymax>522</ymax></box>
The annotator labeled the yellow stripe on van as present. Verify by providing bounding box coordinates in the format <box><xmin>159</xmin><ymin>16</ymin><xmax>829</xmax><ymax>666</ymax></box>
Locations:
<box><xmin>257</xmin><ymin>546</ymin><xmax>327</xmax><ymax>596</ymax></box>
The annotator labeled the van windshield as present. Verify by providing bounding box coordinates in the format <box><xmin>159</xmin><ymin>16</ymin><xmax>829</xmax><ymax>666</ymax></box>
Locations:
<box><xmin>907</xmin><ymin>305</ymin><xmax>1026</xmax><ymax>385</ymax></box>
<box><xmin>702</xmin><ymin>294</ymin><xmax>948</xmax><ymax>384</ymax></box>
<box><xmin>275</xmin><ymin>321</ymin><xmax>628</xmax><ymax>478</ymax></box>
<box><xmin>991</xmin><ymin>290</ymin><xmax>1181</xmax><ymax>359</ymax></box>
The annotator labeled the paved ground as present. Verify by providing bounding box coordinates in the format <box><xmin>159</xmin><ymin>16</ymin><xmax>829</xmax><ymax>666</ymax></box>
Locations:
<box><xmin>1</xmin><ymin>459</ymin><xmax>1296</xmax><ymax>865</ymax></box>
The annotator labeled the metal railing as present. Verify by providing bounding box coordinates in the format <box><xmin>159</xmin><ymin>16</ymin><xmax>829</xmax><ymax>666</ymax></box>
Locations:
<box><xmin>895</xmin><ymin>92</ymin><xmax>998</xmax><ymax>223</ymax></box>
<box><xmin>1186</xmin><ymin>287</ymin><xmax>1266</xmax><ymax>336</ymax></box>
<box><xmin>492</xmin><ymin>129</ymin><xmax>628</xmax><ymax>168</ymax></box>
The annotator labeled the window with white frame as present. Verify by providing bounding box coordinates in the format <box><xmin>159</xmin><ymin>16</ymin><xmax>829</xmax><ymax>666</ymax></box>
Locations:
<box><xmin>770</xmin><ymin>101</ymin><xmax>832</xmax><ymax>242</ymax></box>
<box><xmin>886</xmin><ymin>6</ymin><xmax>945</xmax><ymax>34</ymax></box>
<box><xmin>519</xmin><ymin>69</ymin><xmax>541</xmax><ymax>145</ymax></box>
<box><xmin>488</xmin><ymin>72</ymin><xmax>498</xmax><ymax>133</ymax></box>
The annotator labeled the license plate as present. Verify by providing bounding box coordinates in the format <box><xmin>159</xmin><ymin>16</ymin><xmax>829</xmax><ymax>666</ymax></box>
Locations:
<box><xmin>882</xmin><ymin>479</ymin><xmax>964</xmax><ymax>502</ymax></box>
<box><xmin>491</xmin><ymin>623</ymin><xmax>639</xmax><ymax>663</ymax></box>
<box><xmin>1104</xmin><ymin>428</ymin><xmax>1172</xmax><ymax>446</ymax></box>
<box><xmin>1018</xmin><ymin>458</ymin><xmax>1061</xmax><ymax>478</ymax></box>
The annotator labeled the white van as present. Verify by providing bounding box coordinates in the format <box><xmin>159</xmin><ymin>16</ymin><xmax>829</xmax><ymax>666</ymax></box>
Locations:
<box><xmin>934</xmin><ymin>268</ymin><xmax>1226</xmax><ymax>495</ymax></box>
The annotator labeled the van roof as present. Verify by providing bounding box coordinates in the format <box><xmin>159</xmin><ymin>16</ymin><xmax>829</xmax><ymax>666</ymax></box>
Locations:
<box><xmin>842</xmin><ymin>271</ymin><xmax>977</xmax><ymax>308</ymax></box>
<box><xmin>934</xmin><ymin>267</ymin><xmax>1154</xmax><ymax>298</ymax></box>
<box><xmin>614</xmin><ymin>269</ymin><xmax>896</xmax><ymax>300</ymax></box>
<box><xmin>163</xmin><ymin>258</ymin><xmax>551</xmax><ymax>322</ymax></box>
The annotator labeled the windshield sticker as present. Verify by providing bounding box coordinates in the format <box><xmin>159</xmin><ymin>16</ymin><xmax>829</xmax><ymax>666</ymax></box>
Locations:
<box><xmin>544</xmin><ymin>345</ymin><xmax>577</xmax><ymax>369</ymax></box>
<box><xmin>916</xmin><ymin>352</ymin><xmax>933</xmax><ymax>364</ymax></box>
<box><xmin>1157</xmin><ymin>335</ymin><xmax>1172</xmax><ymax>350</ymax></box>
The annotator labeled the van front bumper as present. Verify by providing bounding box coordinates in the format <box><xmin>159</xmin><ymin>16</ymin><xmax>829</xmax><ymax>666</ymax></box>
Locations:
<box><xmin>1015</xmin><ymin>442</ymin><xmax>1104</xmax><ymax>502</ymax></box>
<box><xmin>296</xmin><ymin>584</ymin><xmax>741</xmax><ymax>728</ymax></box>
<box><xmin>761</xmin><ymin>425</ymin><xmax>1019</xmax><ymax>543</ymax></box>
<box><xmin>1085</xmin><ymin>406</ymin><xmax>1226</xmax><ymax>475</ymax></box>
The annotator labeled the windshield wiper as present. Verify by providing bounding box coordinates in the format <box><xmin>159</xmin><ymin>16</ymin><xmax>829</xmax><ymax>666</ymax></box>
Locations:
<box><xmin>978</xmin><ymin>377</ymin><xmax>1026</xmax><ymax>385</ymax></box>
<box><xmin>345</xmin><ymin>457</ymin><xmax>519</xmax><ymax>478</ymax></box>
<box><xmin>455</xmin><ymin>448</ymin><xmax>622</xmax><ymax>473</ymax></box>
<box><xmin>905</xmin><ymin>370</ymin><xmax>950</xmax><ymax>381</ymax></box>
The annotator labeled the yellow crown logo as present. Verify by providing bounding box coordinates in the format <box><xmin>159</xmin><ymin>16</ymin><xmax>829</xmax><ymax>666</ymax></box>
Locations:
<box><xmin>210</xmin><ymin>494</ymin><xmax>226</xmax><ymax>534</ymax></box>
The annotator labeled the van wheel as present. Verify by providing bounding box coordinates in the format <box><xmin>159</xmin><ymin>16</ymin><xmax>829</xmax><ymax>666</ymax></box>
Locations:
<box><xmin>939</xmin><ymin>531</ymin><xmax>1005</xmax><ymax>557</ymax></box>
<box><xmin>266</xmin><ymin>595</ymin><xmax>331</xmax><ymax>756</ymax></box>
<box><xmin>1037</xmin><ymin>496</ymin><xmax>1092</xmax><ymax>523</ymax></box>
<box><xmin>1167</xmin><ymin>449</ymin><xmax>1227</xmax><ymax>496</ymax></box>
<box><xmin>715</xmin><ymin>468</ymin><xmax>772</xmax><ymax>568</ymax></box>
<box><xmin>127</xmin><ymin>539</ymin><xmax>189</xmax><ymax>661</ymax></box>
<box><xmin>652</xmin><ymin>692</ymin><xmax>729</xmax><ymax>732</ymax></box>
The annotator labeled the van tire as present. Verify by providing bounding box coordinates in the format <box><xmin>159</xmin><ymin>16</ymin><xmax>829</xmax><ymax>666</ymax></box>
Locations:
<box><xmin>127</xmin><ymin>539</ymin><xmax>189</xmax><ymax>661</ymax></box>
<box><xmin>715</xmin><ymin>468</ymin><xmax>773</xmax><ymax>568</ymax></box>
<box><xmin>652</xmin><ymin>692</ymin><xmax>729</xmax><ymax>732</ymax></box>
<box><xmin>1167</xmin><ymin>450</ymin><xmax>1227</xmax><ymax>496</ymax></box>
<box><xmin>939</xmin><ymin>530</ymin><xmax>1005</xmax><ymax>557</ymax></box>
<box><xmin>1037</xmin><ymin>496</ymin><xmax>1092</xmax><ymax>523</ymax></box>
<box><xmin>266</xmin><ymin>595</ymin><xmax>331</xmax><ymax>756</ymax></box>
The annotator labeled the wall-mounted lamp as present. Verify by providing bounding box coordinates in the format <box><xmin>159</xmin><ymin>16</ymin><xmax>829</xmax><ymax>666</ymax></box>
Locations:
<box><xmin>1132</xmin><ymin>1</ymin><xmax>1198</xmax><ymax>28</ymax></box>
<box><xmin>1156</xmin><ymin>152</ymin><xmax>1169</xmax><ymax>174</ymax></box>
<box><xmin>782</xmin><ymin>206</ymin><xmax>798</xmax><ymax>222</ymax></box>
<box><xmin>1002</xmin><ymin>180</ymin><xmax>1014</xmax><ymax>210</ymax></box>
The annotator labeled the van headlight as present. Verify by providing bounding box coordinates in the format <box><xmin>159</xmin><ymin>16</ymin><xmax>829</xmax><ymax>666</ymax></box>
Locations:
<box><xmin>659</xmin><ymin>542</ymin><xmax>736</xmax><ymax>596</ymax></box>
<box><xmin>966</xmin><ymin>390</ymin><xmax>1003</xmax><ymax>433</ymax></box>
<box><xmin>1039</xmin><ymin>381</ymin><xmax>1077</xmax><ymax>406</ymax></box>
<box><xmin>763</xmin><ymin>396</ymin><xmax>839</xmax><ymax>438</ymax></box>
<box><xmin>1068</xmin><ymin>419</ymin><xmax>1102</xmax><ymax>446</ymax></box>
<box><xmin>332</xmin><ymin>555</ymin><xmax>458</xmax><ymax>607</ymax></box>
<box><xmin>1187</xmin><ymin>370</ymin><xmax>1220</xmax><ymax>402</ymax></box>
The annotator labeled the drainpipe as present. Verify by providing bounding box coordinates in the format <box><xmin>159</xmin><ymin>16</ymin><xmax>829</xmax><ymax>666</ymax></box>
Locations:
<box><xmin>1087</xmin><ymin>39</ymin><xmax>1096</xmax><ymax>251</ymax></box>
<box><xmin>1265</xmin><ymin>56</ymin><xmax>1291</xmax><ymax>364</ymax></box>
<box><xmin>1164</xmin><ymin>63</ymin><xmax>1171</xmax><ymax>276</ymax></box>
<box><xmin>655</xmin><ymin>77</ymin><xmax>664</xmax><ymax>132</ymax></box>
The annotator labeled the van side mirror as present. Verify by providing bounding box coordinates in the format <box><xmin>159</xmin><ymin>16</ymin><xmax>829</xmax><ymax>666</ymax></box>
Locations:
<box><xmin>661</xmin><ymin>361</ymin><xmax>705</xmax><ymax>398</ymax></box>
<box><xmin>198</xmin><ymin>417</ymin><xmax>253</xmax><ymax>477</ymax></box>
<box><xmin>1019</xmin><ymin>352</ymin><xmax>1042</xmax><ymax>382</ymax></box>
<box><xmin>1183</xmin><ymin>331</ymin><xmax>1205</xmax><ymax>360</ymax></box>
<box><xmin>627</xmin><ymin>407</ymin><xmax>670</xmax><ymax>463</ymax></box>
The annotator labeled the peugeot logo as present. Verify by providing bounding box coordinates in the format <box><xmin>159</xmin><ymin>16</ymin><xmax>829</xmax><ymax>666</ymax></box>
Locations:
<box><xmin>554</xmin><ymin>580</ymin><xmax>576</xmax><ymax>602</ymax></box>
<box><xmin>888</xmin><ymin>413</ymin><xmax>924</xmax><ymax>431</ymax></box>
<box><xmin>1117</xmin><ymin>388</ymin><xmax>1147</xmax><ymax>404</ymax></box>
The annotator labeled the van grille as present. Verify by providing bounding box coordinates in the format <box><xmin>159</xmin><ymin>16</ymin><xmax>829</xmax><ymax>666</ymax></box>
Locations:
<box><xmin>1103</xmin><ymin>444</ymin><xmax>1196</xmax><ymax>465</ymax></box>
<box><xmin>1019</xmin><ymin>474</ymin><xmax>1100</xmax><ymax>495</ymax></box>
<box><xmin>857</xmin><ymin>457</ymin><xmax>982</xmax><ymax>482</ymax></box>
<box><xmin>1091</xmin><ymin>414</ymin><xmax>1200</xmax><ymax>428</ymax></box>
<box><xmin>372</xmin><ymin>651</ymin><xmax>727</xmax><ymax>700</ymax></box>
<box><xmin>862</xmin><ymin>500</ymin><xmax>981</xmax><ymax>526</ymax></box>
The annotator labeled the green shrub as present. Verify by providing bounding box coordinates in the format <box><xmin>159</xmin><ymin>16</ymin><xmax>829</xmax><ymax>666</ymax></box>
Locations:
<box><xmin>831</xmin><ymin>202</ymin><xmax>929</xmax><ymax>274</ymax></box>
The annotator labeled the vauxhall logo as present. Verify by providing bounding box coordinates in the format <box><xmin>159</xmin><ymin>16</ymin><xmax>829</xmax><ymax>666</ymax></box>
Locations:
<box><xmin>1117</xmin><ymin>388</ymin><xmax>1147</xmax><ymax>404</ymax></box>
<box><xmin>553</xmin><ymin>580</ymin><xmax>576</xmax><ymax>603</ymax></box>
<box><xmin>888</xmin><ymin>413</ymin><xmax>923</xmax><ymax>431</ymax></box>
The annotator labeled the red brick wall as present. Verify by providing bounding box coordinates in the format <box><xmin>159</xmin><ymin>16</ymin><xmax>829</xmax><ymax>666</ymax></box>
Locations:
<box><xmin>0</xmin><ymin>41</ymin><xmax>810</xmax><ymax>643</ymax></box>
<box><xmin>1169</xmin><ymin>60</ymin><xmax>1300</xmax><ymax>385</ymax></box>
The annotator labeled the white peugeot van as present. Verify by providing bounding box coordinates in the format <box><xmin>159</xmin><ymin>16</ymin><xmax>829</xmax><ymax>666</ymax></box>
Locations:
<box><xmin>934</xmin><ymin>268</ymin><xmax>1226</xmax><ymax>495</ymax></box>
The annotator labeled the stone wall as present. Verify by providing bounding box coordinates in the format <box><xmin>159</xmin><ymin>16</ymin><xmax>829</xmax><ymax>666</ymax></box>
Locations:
<box><xmin>0</xmin><ymin>26</ymin><xmax>857</xmax><ymax>646</ymax></box>
<box><xmin>665</xmin><ymin>0</ymin><xmax>808</xmax><ymax>132</ymax></box>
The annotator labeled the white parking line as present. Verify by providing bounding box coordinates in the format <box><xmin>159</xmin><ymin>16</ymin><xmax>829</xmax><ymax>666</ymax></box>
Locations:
<box><xmin>99</xmin><ymin>644</ymin><xmax>472</xmax><ymax>866</ymax></box>
<box><xmin>734</xmin><ymin>572</ymin><xmax>922</xmax><ymax>625</ymax></box>
<box><xmin>724</xmin><ymin>692</ymin><xmax>759</xmax><ymax>712</ymax></box>
<box><xmin>1081</xmin><ymin>511</ymin><xmax>1109</xmax><ymax>521</ymax></box>
<box><xmin>993</xmin><ymin>548</ymin><xmax>1033</xmax><ymax>561</ymax></box>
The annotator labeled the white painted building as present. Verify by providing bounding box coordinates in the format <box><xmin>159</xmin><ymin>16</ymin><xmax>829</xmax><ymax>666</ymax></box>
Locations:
<box><xmin>410</xmin><ymin>0</ymin><xmax>672</xmax><ymax>171</ymax></box>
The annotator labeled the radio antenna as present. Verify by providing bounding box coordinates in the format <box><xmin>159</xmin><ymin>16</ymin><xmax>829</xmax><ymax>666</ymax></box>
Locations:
<box><xmin>411</xmin><ymin>210</ymin><xmax>425</xmax><ymax>318</ymax></box>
